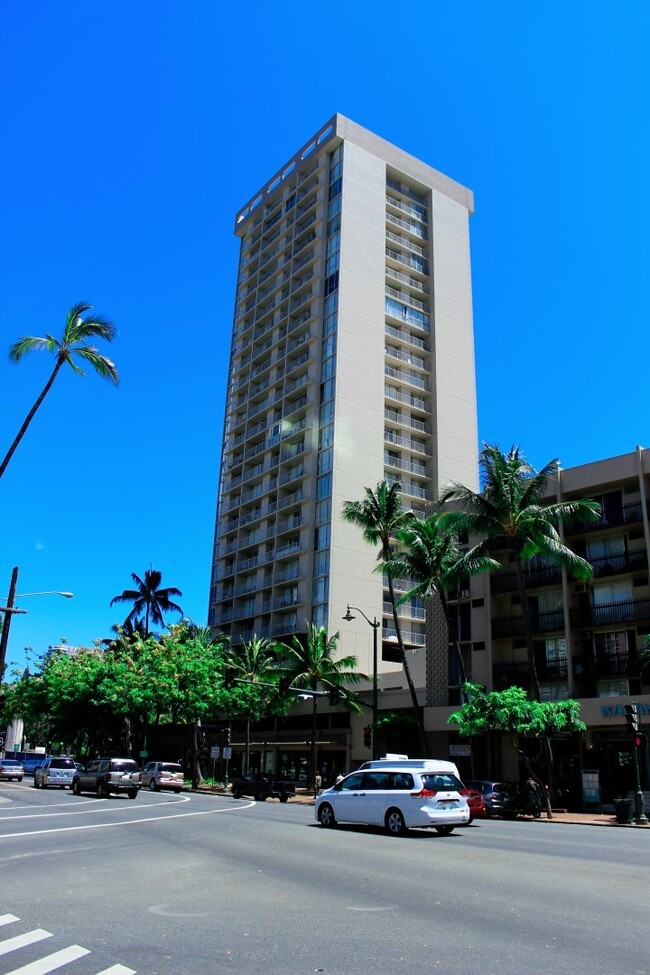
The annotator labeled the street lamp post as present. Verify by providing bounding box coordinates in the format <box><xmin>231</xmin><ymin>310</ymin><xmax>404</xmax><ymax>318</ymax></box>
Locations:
<box><xmin>0</xmin><ymin>566</ymin><xmax>74</xmax><ymax>680</ymax></box>
<box><xmin>342</xmin><ymin>605</ymin><xmax>380</xmax><ymax>760</ymax></box>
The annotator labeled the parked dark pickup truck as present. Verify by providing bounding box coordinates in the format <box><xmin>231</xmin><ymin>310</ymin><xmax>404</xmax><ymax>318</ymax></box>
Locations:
<box><xmin>230</xmin><ymin>772</ymin><xmax>295</xmax><ymax>802</ymax></box>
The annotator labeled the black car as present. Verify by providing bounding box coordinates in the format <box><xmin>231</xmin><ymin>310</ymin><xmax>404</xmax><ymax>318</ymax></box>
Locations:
<box><xmin>464</xmin><ymin>779</ymin><xmax>520</xmax><ymax>818</ymax></box>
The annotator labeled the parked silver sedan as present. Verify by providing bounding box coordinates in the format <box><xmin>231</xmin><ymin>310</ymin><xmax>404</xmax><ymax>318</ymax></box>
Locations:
<box><xmin>34</xmin><ymin>756</ymin><xmax>76</xmax><ymax>789</ymax></box>
<box><xmin>141</xmin><ymin>761</ymin><xmax>185</xmax><ymax>793</ymax></box>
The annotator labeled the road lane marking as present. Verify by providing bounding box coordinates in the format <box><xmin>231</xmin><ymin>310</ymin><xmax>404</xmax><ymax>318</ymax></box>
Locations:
<box><xmin>0</xmin><ymin>930</ymin><xmax>52</xmax><ymax>956</ymax></box>
<box><xmin>3</xmin><ymin>944</ymin><xmax>90</xmax><ymax>974</ymax></box>
<box><xmin>0</xmin><ymin>915</ymin><xmax>20</xmax><ymax>926</ymax></box>
<box><xmin>94</xmin><ymin>966</ymin><xmax>137</xmax><ymax>974</ymax></box>
<box><xmin>0</xmin><ymin>801</ymin><xmax>255</xmax><ymax>839</ymax></box>
<box><xmin>0</xmin><ymin>794</ymin><xmax>191</xmax><ymax>822</ymax></box>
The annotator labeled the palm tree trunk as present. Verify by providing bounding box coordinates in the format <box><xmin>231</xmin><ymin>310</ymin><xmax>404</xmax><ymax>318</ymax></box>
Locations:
<box><xmin>386</xmin><ymin>571</ymin><xmax>428</xmax><ymax>756</ymax></box>
<box><xmin>515</xmin><ymin>559</ymin><xmax>554</xmax><ymax>817</ymax></box>
<box><xmin>439</xmin><ymin>592</ymin><xmax>467</xmax><ymax>687</ymax></box>
<box><xmin>0</xmin><ymin>358</ymin><xmax>64</xmax><ymax>479</ymax></box>
<box><xmin>310</xmin><ymin>683</ymin><xmax>318</xmax><ymax>794</ymax></box>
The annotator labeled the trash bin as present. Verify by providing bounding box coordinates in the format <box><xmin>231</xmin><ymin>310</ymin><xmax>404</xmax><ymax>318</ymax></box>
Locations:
<box><xmin>613</xmin><ymin>798</ymin><xmax>633</xmax><ymax>824</ymax></box>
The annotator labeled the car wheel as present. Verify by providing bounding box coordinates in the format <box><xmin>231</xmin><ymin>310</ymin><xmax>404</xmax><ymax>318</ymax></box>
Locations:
<box><xmin>72</xmin><ymin>780</ymin><xmax>81</xmax><ymax>796</ymax></box>
<box><xmin>231</xmin><ymin>787</ymin><xmax>241</xmax><ymax>799</ymax></box>
<box><xmin>318</xmin><ymin>803</ymin><xmax>336</xmax><ymax>827</ymax></box>
<box><xmin>127</xmin><ymin>789</ymin><xmax>138</xmax><ymax>800</ymax></box>
<box><xmin>467</xmin><ymin>814</ymin><xmax>473</xmax><ymax>825</ymax></box>
<box><xmin>385</xmin><ymin>807</ymin><xmax>407</xmax><ymax>836</ymax></box>
<box><xmin>33</xmin><ymin>778</ymin><xmax>39</xmax><ymax>788</ymax></box>
<box><xmin>174</xmin><ymin>788</ymin><xmax>182</xmax><ymax>794</ymax></box>
<box><xmin>435</xmin><ymin>825</ymin><xmax>455</xmax><ymax>835</ymax></box>
<box><xmin>149</xmin><ymin>779</ymin><xmax>158</xmax><ymax>792</ymax></box>
<box><xmin>97</xmin><ymin>782</ymin><xmax>109</xmax><ymax>798</ymax></box>
<box><xmin>279</xmin><ymin>795</ymin><xmax>289</xmax><ymax>803</ymax></box>
<box><xmin>256</xmin><ymin>789</ymin><xmax>267</xmax><ymax>802</ymax></box>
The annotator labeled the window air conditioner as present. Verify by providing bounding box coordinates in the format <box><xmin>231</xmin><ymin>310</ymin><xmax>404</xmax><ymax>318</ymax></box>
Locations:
<box><xmin>574</xmin><ymin>583</ymin><xmax>589</xmax><ymax>595</ymax></box>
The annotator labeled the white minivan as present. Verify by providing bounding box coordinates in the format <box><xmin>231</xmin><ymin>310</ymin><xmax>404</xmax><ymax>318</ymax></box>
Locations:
<box><xmin>315</xmin><ymin>758</ymin><xmax>470</xmax><ymax>836</ymax></box>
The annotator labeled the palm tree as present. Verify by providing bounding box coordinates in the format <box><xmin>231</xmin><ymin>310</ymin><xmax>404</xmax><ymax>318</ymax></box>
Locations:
<box><xmin>342</xmin><ymin>480</ymin><xmax>428</xmax><ymax>755</ymax></box>
<box><xmin>224</xmin><ymin>636</ymin><xmax>282</xmax><ymax>774</ymax></box>
<box><xmin>386</xmin><ymin>510</ymin><xmax>499</xmax><ymax>687</ymax></box>
<box><xmin>110</xmin><ymin>568</ymin><xmax>183</xmax><ymax>637</ymax></box>
<box><xmin>442</xmin><ymin>444</ymin><xmax>600</xmax><ymax>701</ymax></box>
<box><xmin>275</xmin><ymin>624</ymin><xmax>365</xmax><ymax>790</ymax></box>
<box><xmin>1</xmin><ymin>302</ymin><xmax>119</xmax><ymax>480</ymax></box>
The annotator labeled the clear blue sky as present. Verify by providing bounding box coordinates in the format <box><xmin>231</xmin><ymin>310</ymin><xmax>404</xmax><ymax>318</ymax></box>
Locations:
<box><xmin>1</xmin><ymin>2</ymin><xmax>648</xmax><ymax>674</ymax></box>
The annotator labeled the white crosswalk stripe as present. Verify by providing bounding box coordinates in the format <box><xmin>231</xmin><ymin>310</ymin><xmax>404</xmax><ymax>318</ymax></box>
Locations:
<box><xmin>3</xmin><ymin>945</ymin><xmax>89</xmax><ymax>974</ymax></box>
<box><xmin>0</xmin><ymin>915</ymin><xmax>136</xmax><ymax>974</ymax></box>
<box><xmin>0</xmin><ymin>931</ymin><xmax>52</xmax><ymax>957</ymax></box>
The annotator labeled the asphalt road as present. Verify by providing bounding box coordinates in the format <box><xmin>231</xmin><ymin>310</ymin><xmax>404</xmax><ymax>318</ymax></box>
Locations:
<box><xmin>0</xmin><ymin>780</ymin><xmax>647</xmax><ymax>975</ymax></box>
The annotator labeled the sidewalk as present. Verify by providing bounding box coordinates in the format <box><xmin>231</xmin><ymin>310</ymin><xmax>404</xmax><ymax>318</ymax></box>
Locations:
<box><xmin>200</xmin><ymin>786</ymin><xmax>649</xmax><ymax>826</ymax></box>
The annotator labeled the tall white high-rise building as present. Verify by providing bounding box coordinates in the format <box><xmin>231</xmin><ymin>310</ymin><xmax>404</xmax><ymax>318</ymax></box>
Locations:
<box><xmin>208</xmin><ymin>114</ymin><xmax>478</xmax><ymax>692</ymax></box>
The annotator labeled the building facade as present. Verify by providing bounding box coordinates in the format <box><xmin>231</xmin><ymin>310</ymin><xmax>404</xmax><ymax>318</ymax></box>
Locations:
<box><xmin>434</xmin><ymin>446</ymin><xmax>650</xmax><ymax>807</ymax></box>
<box><xmin>208</xmin><ymin>114</ymin><xmax>478</xmax><ymax>722</ymax></box>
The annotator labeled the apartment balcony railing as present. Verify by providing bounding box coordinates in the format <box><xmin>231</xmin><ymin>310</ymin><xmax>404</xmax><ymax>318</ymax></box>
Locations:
<box><xmin>385</xmin><ymin>346</ymin><xmax>427</xmax><ymax>370</ymax></box>
<box><xmin>589</xmin><ymin>549</ymin><xmax>648</xmax><ymax>578</ymax></box>
<box><xmin>490</xmin><ymin>564</ymin><xmax>563</xmax><ymax>594</ymax></box>
<box><xmin>385</xmin><ymin>365</ymin><xmax>429</xmax><ymax>391</ymax></box>
<box><xmin>385</xmin><ymin>229</ymin><xmax>426</xmax><ymax>258</ymax></box>
<box><xmin>385</xmin><ymin>265</ymin><xmax>427</xmax><ymax>294</ymax></box>
<box><xmin>384</xmin><ymin>408</ymin><xmax>428</xmax><ymax>433</ymax></box>
<box><xmin>274</xmin><ymin>564</ymin><xmax>302</xmax><ymax>584</ymax></box>
<box><xmin>385</xmin><ymin>323</ymin><xmax>428</xmax><ymax>351</ymax></box>
<box><xmin>385</xmin><ymin>299</ymin><xmax>430</xmax><ymax>331</ymax></box>
<box><xmin>384</xmin><ymin>431</ymin><xmax>430</xmax><ymax>455</ymax></box>
<box><xmin>381</xmin><ymin>628</ymin><xmax>426</xmax><ymax>646</ymax></box>
<box><xmin>386</xmin><ymin>176</ymin><xmax>428</xmax><ymax>207</ymax></box>
<box><xmin>385</xmin><ymin>285</ymin><xmax>427</xmax><ymax>314</ymax></box>
<box><xmin>385</xmin><ymin>194</ymin><xmax>428</xmax><ymax>223</ymax></box>
<box><xmin>386</xmin><ymin>212</ymin><xmax>428</xmax><ymax>240</ymax></box>
<box><xmin>573</xmin><ymin>651</ymin><xmax>632</xmax><ymax>679</ymax></box>
<box><xmin>570</xmin><ymin>597</ymin><xmax>650</xmax><ymax>628</ymax></box>
<box><xmin>492</xmin><ymin>610</ymin><xmax>565</xmax><ymax>639</ymax></box>
<box><xmin>384</xmin><ymin>454</ymin><xmax>428</xmax><ymax>478</ymax></box>
<box><xmin>566</xmin><ymin>499</ymin><xmax>644</xmax><ymax>534</ymax></box>
<box><xmin>384</xmin><ymin>386</ymin><xmax>429</xmax><ymax>412</ymax></box>
<box><xmin>493</xmin><ymin>658</ymin><xmax>568</xmax><ymax>688</ymax></box>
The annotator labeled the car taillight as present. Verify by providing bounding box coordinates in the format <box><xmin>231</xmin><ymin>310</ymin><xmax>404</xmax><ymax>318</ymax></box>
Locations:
<box><xmin>458</xmin><ymin>788</ymin><xmax>470</xmax><ymax>796</ymax></box>
<box><xmin>411</xmin><ymin>788</ymin><xmax>437</xmax><ymax>797</ymax></box>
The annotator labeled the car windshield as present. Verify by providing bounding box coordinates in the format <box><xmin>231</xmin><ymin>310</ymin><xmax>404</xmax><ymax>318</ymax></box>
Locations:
<box><xmin>49</xmin><ymin>759</ymin><xmax>75</xmax><ymax>769</ymax></box>
<box><xmin>422</xmin><ymin>773</ymin><xmax>463</xmax><ymax>791</ymax></box>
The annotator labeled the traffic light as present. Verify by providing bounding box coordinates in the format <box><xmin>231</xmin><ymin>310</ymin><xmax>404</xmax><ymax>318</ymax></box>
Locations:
<box><xmin>329</xmin><ymin>686</ymin><xmax>341</xmax><ymax>706</ymax></box>
<box><xmin>363</xmin><ymin>725</ymin><xmax>372</xmax><ymax>749</ymax></box>
<box><xmin>279</xmin><ymin>675</ymin><xmax>291</xmax><ymax>697</ymax></box>
<box><xmin>624</xmin><ymin>703</ymin><xmax>640</xmax><ymax>735</ymax></box>
<box><xmin>224</xmin><ymin>727</ymin><xmax>231</xmax><ymax>747</ymax></box>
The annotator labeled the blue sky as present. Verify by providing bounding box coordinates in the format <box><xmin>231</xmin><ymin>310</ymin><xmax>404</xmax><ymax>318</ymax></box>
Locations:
<box><xmin>1</xmin><ymin>2</ymin><xmax>648</xmax><ymax>674</ymax></box>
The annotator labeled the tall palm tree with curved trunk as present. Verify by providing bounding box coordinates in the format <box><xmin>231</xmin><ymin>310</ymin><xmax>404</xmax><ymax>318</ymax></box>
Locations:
<box><xmin>342</xmin><ymin>480</ymin><xmax>428</xmax><ymax>756</ymax></box>
<box><xmin>110</xmin><ymin>568</ymin><xmax>183</xmax><ymax>637</ymax></box>
<box><xmin>1</xmin><ymin>302</ymin><xmax>119</xmax><ymax>480</ymax></box>
<box><xmin>386</xmin><ymin>510</ymin><xmax>499</xmax><ymax>687</ymax></box>
<box><xmin>442</xmin><ymin>445</ymin><xmax>600</xmax><ymax>701</ymax></box>
<box><xmin>275</xmin><ymin>624</ymin><xmax>365</xmax><ymax>789</ymax></box>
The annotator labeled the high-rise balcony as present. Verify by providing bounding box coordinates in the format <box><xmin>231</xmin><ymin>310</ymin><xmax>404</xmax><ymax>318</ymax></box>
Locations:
<box><xmin>492</xmin><ymin>610</ymin><xmax>565</xmax><ymax>638</ymax></box>
<box><xmin>570</xmin><ymin>597</ymin><xmax>650</xmax><ymax>628</ymax></box>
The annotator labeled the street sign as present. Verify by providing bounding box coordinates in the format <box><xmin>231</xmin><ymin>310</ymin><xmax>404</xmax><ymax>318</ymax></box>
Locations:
<box><xmin>140</xmin><ymin>750</ymin><xmax>148</xmax><ymax>758</ymax></box>
<box><xmin>13</xmin><ymin>743</ymin><xmax>20</xmax><ymax>752</ymax></box>
<box><xmin>223</xmin><ymin>747</ymin><xmax>232</xmax><ymax>759</ymax></box>
<box><xmin>210</xmin><ymin>746</ymin><xmax>221</xmax><ymax>759</ymax></box>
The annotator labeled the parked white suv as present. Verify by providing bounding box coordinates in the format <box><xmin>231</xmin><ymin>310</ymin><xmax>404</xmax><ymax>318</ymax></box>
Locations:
<box><xmin>315</xmin><ymin>759</ymin><xmax>470</xmax><ymax>835</ymax></box>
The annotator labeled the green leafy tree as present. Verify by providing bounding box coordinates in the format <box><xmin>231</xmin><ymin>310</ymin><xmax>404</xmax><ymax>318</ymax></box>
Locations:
<box><xmin>110</xmin><ymin>568</ymin><xmax>183</xmax><ymax>637</ymax></box>
<box><xmin>342</xmin><ymin>479</ymin><xmax>427</xmax><ymax>755</ymax></box>
<box><xmin>442</xmin><ymin>445</ymin><xmax>600</xmax><ymax>701</ymax></box>
<box><xmin>1</xmin><ymin>302</ymin><xmax>119</xmax><ymax>479</ymax></box>
<box><xmin>448</xmin><ymin>682</ymin><xmax>586</xmax><ymax>818</ymax></box>
<box><xmin>275</xmin><ymin>624</ymin><xmax>365</xmax><ymax>789</ymax></box>
<box><xmin>386</xmin><ymin>509</ymin><xmax>499</xmax><ymax>686</ymax></box>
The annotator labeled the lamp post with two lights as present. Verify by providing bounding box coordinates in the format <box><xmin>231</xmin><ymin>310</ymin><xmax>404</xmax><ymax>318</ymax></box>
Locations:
<box><xmin>342</xmin><ymin>604</ymin><xmax>380</xmax><ymax>759</ymax></box>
